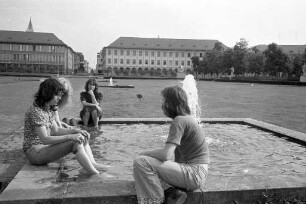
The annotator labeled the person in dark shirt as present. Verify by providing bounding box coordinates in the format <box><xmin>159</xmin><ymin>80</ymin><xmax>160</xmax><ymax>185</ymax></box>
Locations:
<box><xmin>80</xmin><ymin>78</ymin><xmax>103</xmax><ymax>130</ymax></box>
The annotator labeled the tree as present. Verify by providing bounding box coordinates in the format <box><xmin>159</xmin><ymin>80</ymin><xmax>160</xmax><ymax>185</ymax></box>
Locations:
<box><xmin>263</xmin><ymin>43</ymin><xmax>290</xmax><ymax>76</ymax></box>
<box><xmin>205</xmin><ymin>50</ymin><xmax>223</xmax><ymax>77</ymax></box>
<box><xmin>191</xmin><ymin>56</ymin><xmax>200</xmax><ymax>78</ymax></box>
<box><xmin>247</xmin><ymin>52</ymin><xmax>264</xmax><ymax>75</ymax></box>
<box><xmin>302</xmin><ymin>48</ymin><xmax>306</xmax><ymax>64</ymax></box>
<box><xmin>291</xmin><ymin>55</ymin><xmax>303</xmax><ymax>77</ymax></box>
<box><xmin>232</xmin><ymin>38</ymin><xmax>249</xmax><ymax>75</ymax></box>
<box><xmin>213</xmin><ymin>41</ymin><xmax>223</xmax><ymax>51</ymax></box>
<box><xmin>221</xmin><ymin>48</ymin><xmax>234</xmax><ymax>74</ymax></box>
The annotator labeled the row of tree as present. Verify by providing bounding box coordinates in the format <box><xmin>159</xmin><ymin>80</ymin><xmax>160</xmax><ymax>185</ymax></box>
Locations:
<box><xmin>191</xmin><ymin>38</ymin><xmax>306</xmax><ymax>80</ymax></box>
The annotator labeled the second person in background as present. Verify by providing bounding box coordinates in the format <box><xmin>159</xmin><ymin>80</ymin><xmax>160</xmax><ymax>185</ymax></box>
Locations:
<box><xmin>80</xmin><ymin>78</ymin><xmax>103</xmax><ymax>131</ymax></box>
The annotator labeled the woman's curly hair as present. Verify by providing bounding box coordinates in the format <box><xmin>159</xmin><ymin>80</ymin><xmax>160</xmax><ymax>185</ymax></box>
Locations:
<box><xmin>34</xmin><ymin>78</ymin><xmax>65</xmax><ymax>108</ymax></box>
<box><xmin>84</xmin><ymin>78</ymin><xmax>102</xmax><ymax>101</ymax></box>
<box><xmin>161</xmin><ymin>86</ymin><xmax>190</xmax><ymax>119</ymax></box>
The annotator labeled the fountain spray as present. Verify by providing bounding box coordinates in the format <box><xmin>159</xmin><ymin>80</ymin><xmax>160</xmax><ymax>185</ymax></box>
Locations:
<box><xmin>181</xmin><ymin>74</ymin><xmax>201</xmax><ymax>123</ymax></box>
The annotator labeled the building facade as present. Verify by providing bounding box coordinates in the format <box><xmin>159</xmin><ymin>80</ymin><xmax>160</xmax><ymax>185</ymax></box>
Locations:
<box><xmin>254</xmin><ymin>44</ymin><xmax>306</xmax><ymax>57</ymax></box>
<box><xmin>97</xmin><ymin>37</ymin><xmax>227</xmax><ymax>77</ymax></box>
<box><xmin>0</xmin><ymin>20</ymin><xmax>77</xmax><ymax>75</ymax></box>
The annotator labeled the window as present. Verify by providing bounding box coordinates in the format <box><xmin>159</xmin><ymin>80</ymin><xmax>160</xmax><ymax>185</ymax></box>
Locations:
<box><xmin>133</xmin><ymin>59</ymin><xmax>136</xmax><ymax>64</ymax></box>
<box><xmin>127</xmin><ymin>50</ymin><xmax>130</xmax><ymax>56</ymax></box>
<box><xmin>12</xmin><ymin>44</ymin><xmax>20</xmax><ymax>51</ymax></box>
<box><xmin>163</xmin><ymin>52</ymin><xmax>167</xmax><ymax>57</ymax></box>
<box><xmin>145</xmin><ymin>59</ymin><xmax>148</xmax><ymax>65</ymax></box>
<box><xmin>181</xmin><ymin>52</ymin><xmax>184</xmax><ymax>57</ymax></box>
<box><xmin>139</xmin><ymin>51</ymin><xmax>142</xmax><ymax>57</ymax></box>
<box><xmin>187</xmin><ymin>61</ymin><xmax>191</xmax><ymax>66</ymax></box>
<box><xmin>169</xmin><ymin>60</ymin><xmax>172</xmax><ymax>66</ymax></box>
<box><xmin>175</xmin><ymin>60</ymin><xmax>179</xmax><ymax>66</ymax></box>
<box><xmin>151</xmin><ymin>60</ymin><xmax>154</xmax><ymax>65</ymax></box>
<box><xmin>120</xmin><ymin>50</ymin><xmax>124</xmax><ymax>56</ymax></box>
<box><xmin>175</xmin><ymin>52</ymin><xmax>178</xmax><ymax>58</ymax></box>
<box><xmin>114</xmin><ymin>50</ymin><xmax>118</xmax><ymax>56</ymax></box>
<box><xmin>145</xmin><ymin>51</ymin><xmax>148</xmax><ymax>56</ymax></box>
<box><xmin>139</xmin><ymin>59</ymin><xmax>142</xmax><ymax>65</ymax></box>
<box><xmin>120</xmin><ymin>59</ymin><xmax>124</xmax><ymax>64</ymax></box>
<box><xmin>157</xmin><ymin>60</ymin><xmax>160</xmax><ymax>65</ymax></box>
<box><xmin>157</xmin><ymin>51</ymin><xmax>160</xmax><ymax>57</ymax></box>
<box><xmin>163</xmin><ymin>60</ymin><xmax>167</xmax><ymax>65</ymax></box>
<box><xmin>24</xmin><ymin>54</ymin><xmax>29</xmax><ymax>61</ymax></box>
<box><xmin>181</xmin><ymin>61</ymin><xmax>185</xmax><ymax>66</ymax></box>
<box><xmin>114</xmin><ymin>59</ymin><xmax>118</xmax><ymax>64</ymax></box>
<box><xmin>200</xmin><ymin>53</ymin><xmax>203</xmax><ymax>57</ymax></box>
<box><xmin>133</xmin><ymin>51</ymin><xmax>137</xmax><ymax>56</ymax></box>
<box><xmin>126</xmin><ymin>59</ymin><xmax>130</xmax><ymax>64</ymax></box>
<box><xmin>187</xmin><ymin>53</ymin><xmax>191</xmax><ymax>57</ymax></box>
<box><xmin>22</xmin><ymin>45</ymin><xmax>27</xmax><ymax>51</ymax></box>
<box><xmin>14</xmin><ymin>54</ymin><xmax>19</xmax><ymax>60</ymax></box>
<box><xmin>169</xmin><ymin>52</ymin><xmax>172</xmax><ymax>57</ymax></box>
<box><xmin>151</xmin><ymin>51</ymin><xmax>155</xmax><ymax>57</ymax></box>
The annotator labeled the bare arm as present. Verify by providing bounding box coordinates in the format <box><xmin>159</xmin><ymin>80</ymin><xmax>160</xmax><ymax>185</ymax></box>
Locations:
<box><xmin>88</xmin><ymin>90</ymin><xmax>99</xmax><ymax>105</ymax></box>
<box><xmin>140</xmin><ymin>143</ymin><xmax>176</xmax><ymax>161</ymax></box>
<box><xmin>81</xmin><ymin>100</ymin><xmax>98</xmax><ymax>107</ymax></box>
<box><xmin>54</xmin><ymin>111</ymin><xmax>62</xmax><ymax>128</ymax></box>
<box><xmin>52</xmin><ymin>121</ymin><xmax>90</xmax><ymax>139</ymax></box>
<box><xmin>35</xmin><ymin>125</ymin><xmax>84</xmax><ymax>145</ymax></box>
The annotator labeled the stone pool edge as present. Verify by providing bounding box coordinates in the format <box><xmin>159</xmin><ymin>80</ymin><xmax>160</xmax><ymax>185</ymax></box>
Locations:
<box><xmin>0</xmin><ymin>118</ymin><xmax>305</xmax><ymax>204</ymax></box>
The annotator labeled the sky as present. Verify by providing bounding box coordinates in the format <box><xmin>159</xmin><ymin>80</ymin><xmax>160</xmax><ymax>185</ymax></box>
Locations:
<box><xmin>0</xmin><ymin>0</ymin><xmax>306</xmax><ymax>68</ymax></box>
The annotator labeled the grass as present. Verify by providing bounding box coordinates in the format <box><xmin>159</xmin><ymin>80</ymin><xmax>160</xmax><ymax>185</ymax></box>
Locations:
<box><xmin>1</xmin><ymin>76</ymin><xmax>306</xmax><ymax>135</ymax></box>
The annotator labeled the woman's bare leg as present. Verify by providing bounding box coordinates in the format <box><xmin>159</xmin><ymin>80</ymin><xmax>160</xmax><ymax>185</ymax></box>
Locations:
<box><xmin>83</xmin><ymin>143</ymin><xmax>111</xmax><ymax>170</ymax></box>
<box><xmin>82</xmin><ymin>111</ymin><xmax>90</xmax><ymax>127</ymax></box>
<box><xmin>75</xmin><ymin>144</ymin><xmax>99</xmax><ymax>175</ymax></box>
<box><xmin>91</xmin><ymin>110</ymin><xmax>99</xmax><ymax>127</ymax></box>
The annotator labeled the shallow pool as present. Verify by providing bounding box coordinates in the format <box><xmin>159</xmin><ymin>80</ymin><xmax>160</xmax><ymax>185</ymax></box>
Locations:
<box><xmin>64</xmin><ymin>123</ymin><xmax>306</xmax><ymax>183</ymax></box>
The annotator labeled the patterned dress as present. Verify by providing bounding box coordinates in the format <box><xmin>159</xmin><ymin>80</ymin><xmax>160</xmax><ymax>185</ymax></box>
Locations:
<box><xmin>23</xmin><ymin>103</ymin><xmax>56</xmax><ymax>152</ymax></box>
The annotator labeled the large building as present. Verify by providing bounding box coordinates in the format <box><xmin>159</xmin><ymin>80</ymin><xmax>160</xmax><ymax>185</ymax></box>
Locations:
<box><xmin>254</xmin><ymin>44</ymin><xmax>306</xmax><ymax>57</ymax></box>
<box><xmin>97</xmin><ymin>37</ymin><xmax>227</xmax><ymax>77</ymax></box>
<box><xmin>0</xmin><ymin>19</ymin><xmax>79</xmax><ymax>75</ymax></box>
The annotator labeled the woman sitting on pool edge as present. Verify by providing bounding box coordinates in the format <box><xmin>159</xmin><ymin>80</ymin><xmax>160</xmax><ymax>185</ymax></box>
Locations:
<box><xmin>80</xmin><ymin>78</ymin><xmax>103</xmax><ymax>131</ymax></box>
<box><xmin>133</xmin><ymin>85</ymin><xmax>210</xmax><ymax>204</ymax></box>
<box><xmin>23</xmin><ymin>78</ymin><xmax>106</xmax><ymax>175</ymax></box>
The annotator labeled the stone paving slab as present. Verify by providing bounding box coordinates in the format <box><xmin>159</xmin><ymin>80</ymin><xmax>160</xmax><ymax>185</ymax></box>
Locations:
<box><xmin>0</xmin><ymin>163</ymin><xmax>305</xmax><ymax>204</ymax></box>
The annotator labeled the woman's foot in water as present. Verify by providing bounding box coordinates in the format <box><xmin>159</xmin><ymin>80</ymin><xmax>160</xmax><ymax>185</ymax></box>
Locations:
<box><xmin>79</xmin><ymin>168</ymin><xmax>99</xmax><ymax>175</ymax></box>
<box><xmin>92</xmin><ymin>163</ymin><xmax>112</xmax><ymax>171</ymax></box>
<box><xmin>93</xmin><ymin>126</ymin><xmax>103</xmax><ymax>133</ymax></box>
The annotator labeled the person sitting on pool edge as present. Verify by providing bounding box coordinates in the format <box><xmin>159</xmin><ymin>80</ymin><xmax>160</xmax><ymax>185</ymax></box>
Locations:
<box><xmin>133</xmin><ymin>85</ymin><xmax>210</xmax><ymax>204</ymax></box>
<box><xmin>54</xmin><ymin>77</ymin><xmax>75</xmax><ymax>129</ymax></box>
<box><xmin>80</xmin><ymin>78</ymin><xmax>103</xmax><ymax>131</ymax></box>
<box><xmin>23</xmin><ymin>78</ymin><xmax>107</xmax><ymax>175</ymax></box>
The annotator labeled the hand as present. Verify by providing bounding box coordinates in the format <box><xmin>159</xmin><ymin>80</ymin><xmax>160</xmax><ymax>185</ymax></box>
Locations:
<box><xmin>70</xmin><ymin>134</ymin><xmax>85</xmax><ymax>144</ymax></box>
<box><xmin>76</xmin><ymin>129</ymin><xmax>91</xmax><ymax>140</ymax></box>
<box><xmin>88</xmin><ymin>90</ymin><xmax>94</xmax><ymax>95</ymax></box>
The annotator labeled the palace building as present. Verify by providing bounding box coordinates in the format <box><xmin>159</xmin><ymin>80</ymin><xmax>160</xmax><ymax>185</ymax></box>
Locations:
<box><xmin>97</xmin><ymin>37</ymin><xmax>227</xmax><ymax>77</ymax></box>
<box><xmin>0</xmin><ymin>19</ymin><xmax>78</xmax><ymax>75</ymax></box>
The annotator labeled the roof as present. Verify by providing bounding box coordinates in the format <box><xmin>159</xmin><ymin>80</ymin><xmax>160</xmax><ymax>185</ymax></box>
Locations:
<box><xmin>0</xmin><ymin>30</ymin><xmax>66</xmax><ymax>46</ymax></box>
<box><xmin>107</xmin><ymin>37</ymin><xmax>228</xmax><ymax>51</ymax></box>
<box><xmin>254</xmin><ymin>44</ymin><xmax>306</xmax><ymax>55</ymax></box>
